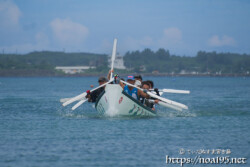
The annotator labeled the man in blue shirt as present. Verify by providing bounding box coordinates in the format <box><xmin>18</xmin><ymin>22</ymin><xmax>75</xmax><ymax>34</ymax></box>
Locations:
<box><xmin>120</xmin><ymin>76</ymin><xmax>149</xmax><ymax>101</ymax></box>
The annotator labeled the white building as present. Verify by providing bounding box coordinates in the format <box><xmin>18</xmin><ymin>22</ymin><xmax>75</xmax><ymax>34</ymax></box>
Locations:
<box><xmin>108</xmin><ymin>54</ymin><xmax>126</xmax><ymax>69</ymax></box>
<box><xmin>55</xmin><ymin>66</ymin><xmax>96</xmax><ymax>74</ymax></box>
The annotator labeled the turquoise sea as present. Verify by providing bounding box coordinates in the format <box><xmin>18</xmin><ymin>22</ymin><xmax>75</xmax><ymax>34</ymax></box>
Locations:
<box><xmin>0</xmin><ymin>77</ymin><xmax>249</xmax><ymax>167</ymax></box>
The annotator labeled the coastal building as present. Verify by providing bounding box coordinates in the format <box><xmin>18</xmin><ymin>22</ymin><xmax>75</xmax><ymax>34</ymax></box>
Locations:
<box><xmin>180</xmin><ymin>70</ymin><xmax>199</xmax><ymax>75</ymax></box>
<box><xmin>55</xmin><ymin>66</ymin><xmax>96</xmax><ymax>74</ymax></box>
<box><xmin>108</xmin><ymin>54</ymin><xmax>126</xmax><ymax>69</ymax></box>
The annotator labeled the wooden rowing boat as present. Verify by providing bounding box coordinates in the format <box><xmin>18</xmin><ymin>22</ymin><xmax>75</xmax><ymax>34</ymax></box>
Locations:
<box><xmin>95</xmin><ymin>84</ymin><xmax>156</xmax><ymax>116</ymax></box>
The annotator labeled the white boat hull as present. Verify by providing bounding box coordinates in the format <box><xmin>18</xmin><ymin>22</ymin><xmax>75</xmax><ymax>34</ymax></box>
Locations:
<box><xmin>95</xmin><ymin>84</ymin><xmax>156</xmax><ymax>116</ymax></box>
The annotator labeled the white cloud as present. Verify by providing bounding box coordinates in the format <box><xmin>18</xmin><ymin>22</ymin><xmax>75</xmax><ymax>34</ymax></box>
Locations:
<box><xmin>0</xmin><ymin>0</ymin><xmax>21</xmax><ymax>28</ymax></box>
<box><xmin>208</xmin><ymin>35</ymin><xmax>236</xmax><ymax>47</ymax></box>
<box><xmin>158</xmin><ymin>27</ymin><xmax>182</xmax><ymax>47</ymax></box>
<box><xmin>50</xmin><ymin>18</ymin><xmax>88</xmax><ymax>47</ymax></box>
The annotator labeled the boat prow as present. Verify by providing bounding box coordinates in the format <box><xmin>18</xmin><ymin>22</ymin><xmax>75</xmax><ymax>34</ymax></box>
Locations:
<box><xmin>95</xmin><ymin>84</ymin><xmax>156</xmax><ymax>117</ymax></box>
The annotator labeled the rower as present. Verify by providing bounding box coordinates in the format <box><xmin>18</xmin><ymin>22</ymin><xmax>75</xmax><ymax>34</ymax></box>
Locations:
<box><xmin>141</xmin><ymin>81</ymin><xmax>159</xmax><ymax>110</ymax></box>
<box><xmin>147</xmin><ymin>80</ymin><xmax>160</xmax><ymax>96</ymax></box>
<box><xmin>107</xmin><ymin>69</ymin><xmax>120</xmax><ymax>84</ymax></box>
<box><xmin>140</xmin><ymin>81</ymin><xmax>150</xmax><ymax>103</ymax></box>
<box><xmin>119</xmin><ymin>76</ymin><xmax>149</xmax><ymax>100</ymax></box>
<box><xmin>134</xmin><ymin>74</ymin><xmax>143</xmax><ymax>87</ymax></box>
<box><xmin>107</xmin><ymin>69</ymin><xmax>113</xmax><ymax>80</ymax></box>
<box><xmin>86</xmin><ymin>77</ymin><xmax>108</xmax><ymax>102</ymax></box>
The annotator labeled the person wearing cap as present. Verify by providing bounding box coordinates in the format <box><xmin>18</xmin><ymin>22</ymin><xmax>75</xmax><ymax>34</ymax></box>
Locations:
<box><xmin>86</xmin><ymin>76</ymin><xmax>108</xmax><ymax>102</ymax></box>
<box><xmin>119</xmin><ymin>76</ymin><xmax>149</xmax><ymax>100</ymax></box>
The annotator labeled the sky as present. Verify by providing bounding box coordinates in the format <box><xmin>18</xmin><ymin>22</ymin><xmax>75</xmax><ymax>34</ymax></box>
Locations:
<box><xmin>0</xmin><ymin>0</ymin><xmax>250</xmax><ymax>56</ymax></box>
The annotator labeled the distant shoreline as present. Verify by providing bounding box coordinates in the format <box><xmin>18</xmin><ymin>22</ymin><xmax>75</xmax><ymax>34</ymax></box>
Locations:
<box><xmin>0</xmin><ymin>70</ymin><xmax>249</xmax><ymax>77</ymax></box>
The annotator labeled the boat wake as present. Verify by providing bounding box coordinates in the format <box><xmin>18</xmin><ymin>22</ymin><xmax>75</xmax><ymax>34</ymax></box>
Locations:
<box><xmin>105</xmin><ymin>107</ymin><xmax>119</xmax><ymax>117</ymax></box>
<box><xmin>157</xmin><ymin>108</ymin><xmax>197</xmax><ymax>118</ymax></box>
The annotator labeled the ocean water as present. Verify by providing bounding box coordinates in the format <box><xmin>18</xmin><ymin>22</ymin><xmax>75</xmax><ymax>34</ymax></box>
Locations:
<box><xmin>0</xmin><ymin>77</ymin><xmax>249</xmax><ymax>167</ymax></box>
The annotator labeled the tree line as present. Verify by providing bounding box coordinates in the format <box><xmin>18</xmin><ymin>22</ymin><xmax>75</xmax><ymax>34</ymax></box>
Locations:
<box><xmin>0</xmin><ymin>51</ymin><xmax>107</xmax><ymax>70</ymax></box>
<box><xmin>0</xmin><ymin>49</ymin><xmax>250</xmax><ymax>75</ymax></box>
<box><xmin>124</xmin><ymin>49</ymin><xmax>250</xmax><ymax>74</ymax></box>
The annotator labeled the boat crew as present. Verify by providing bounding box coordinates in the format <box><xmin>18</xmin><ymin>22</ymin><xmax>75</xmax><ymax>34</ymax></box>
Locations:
<box><xmin>119</xmin><ymin>76</ymin><xmax>149</xmax><ymax>100</ymax></box>
<box><xmin>86</xmin><ymin>77</ymin><xmax>108</xmax><ymax>103</ymax></box>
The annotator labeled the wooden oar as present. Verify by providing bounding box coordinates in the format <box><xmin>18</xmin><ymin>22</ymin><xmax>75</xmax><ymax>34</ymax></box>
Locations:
<box><xmin>150</xmin><ymin>89</ymin><xmax>190</xmax><ymax>94</ymax></box>
<box><xmin>148</xmin><ymin>100</ymin><xmax>183</xmax><ymax>112</ymax></box>
<box><xmin>72</xmin><ymin>98</ymin><xmax>88</xmax><ymax>110</ymax></box>
<box><xmin>60</xmin><ymin>97</ymin><xmax>84</xmax><ymax>103</ymax></box>
<box><xmin>120</xmin><ymin>80</ymin><xmax>188</xmax><ymax>110</ymax></box>
<box><xmin>62</xmin><ymin>78</ymin><xmax>114</xmax><ymax>107</ymax></box>
<box><xmin>150</xmin><ymin>91</ymin><xmax>163</xmax><ymax>96</ymax></box>
<box><xmin>110</xmin><ymin>38</ymin><xmax>117</xmax><ymax>80</ymax></box>
<box><xmin>60</xmin><ymin>98</ymin><xmax>71</xmax><ymax>103</ymax></box>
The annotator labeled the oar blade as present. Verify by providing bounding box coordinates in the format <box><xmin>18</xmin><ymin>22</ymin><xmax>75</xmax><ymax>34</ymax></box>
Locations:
<box><xmin>62</xmin><ymin>92</ymin><xmax>87</xmax><ymax>107</ymax></box>
<box><xmin>72</xmin><ymin>99</ymin><xmax>87</xmax><ymax>111</ymax></box>
<box><xmin>60</xmin><ymin>98</ymin><xmax>71</xmax><ymax>103</ymax></box>
<box><xmin>162</xmin><ymin>89</ymin><xmax>190</xmax><ymax>94</ymax></box>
